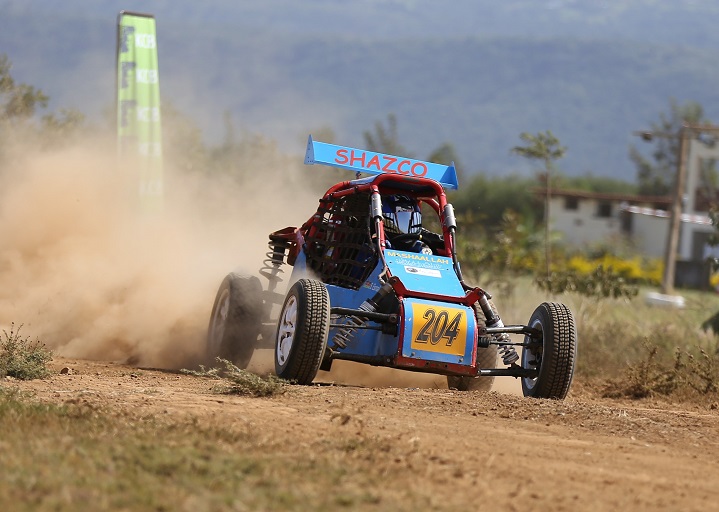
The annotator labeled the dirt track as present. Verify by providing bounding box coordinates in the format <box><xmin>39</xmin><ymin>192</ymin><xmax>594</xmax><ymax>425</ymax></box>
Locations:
<box><xmin>12</xmin><ymin>355</ymin><xmax>719</xmax><ymax>511</ymax></box>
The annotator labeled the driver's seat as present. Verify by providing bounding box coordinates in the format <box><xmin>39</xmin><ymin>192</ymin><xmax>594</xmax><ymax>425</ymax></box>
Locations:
<box><xmin>382</xmin><ymin>195</ymin><xmax>424</xmax><ymax>253</ymax></box>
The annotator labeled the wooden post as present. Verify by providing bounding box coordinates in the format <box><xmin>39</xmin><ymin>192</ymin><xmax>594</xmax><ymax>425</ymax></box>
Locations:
<box><xmin>661</xmin><ymin>126</ymin><xmax>689</xmax><ymax>295</ymax></box>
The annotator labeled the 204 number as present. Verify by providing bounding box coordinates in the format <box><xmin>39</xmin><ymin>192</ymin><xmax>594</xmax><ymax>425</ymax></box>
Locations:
<box><xmin>414</xmin><ymin>309</ymin><xmax>462</xmax><ymax>347</ymax></box>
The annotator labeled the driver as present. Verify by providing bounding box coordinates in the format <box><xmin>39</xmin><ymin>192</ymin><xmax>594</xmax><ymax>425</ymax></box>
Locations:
<box><xmin>381</xmin><ymin>195</ymin><xmax>442</xmax><ymax>254</ymax></box>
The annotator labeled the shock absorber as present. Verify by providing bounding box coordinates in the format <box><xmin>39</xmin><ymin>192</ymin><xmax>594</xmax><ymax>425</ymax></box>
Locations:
<box><xmin>332</xmin><ymin>282</ymin><xmax>394</xmax><ymax>349</ymax></box>
<box><xmin>259</xmin><ymin>237</ymin><xmax>289</xmax><ymax>295</ymax></box>
<box><xmin>477</xmin><ymin>293</ymin><xmax>519</xmax><ymax>366</ymax></box>
<box><xmin>494</xmin><ymin>331</ymin><xmax>519</xmax><ymax>366</ymax></box>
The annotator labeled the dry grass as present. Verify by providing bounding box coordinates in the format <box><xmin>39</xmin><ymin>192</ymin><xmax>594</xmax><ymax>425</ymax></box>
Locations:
<box><xmin>182</xmin><ymin>358</ymin><xmax>287</xmax><ymax>397</ymax></box>
<box><xmin>490</xmin><ymin>276</ymin><xmax>719</xmax><ymax>402</ymax></box>
<box><xmin>0</xmin><ymin>386</ymin><xmax>423</xmax><ymax>511</ymax></box>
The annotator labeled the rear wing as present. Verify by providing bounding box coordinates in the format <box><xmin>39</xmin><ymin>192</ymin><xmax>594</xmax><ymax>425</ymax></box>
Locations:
<box><xmin>304</xmin><ymin>135</ymin><xmax>459</xmax><ymax>190</ymax></box>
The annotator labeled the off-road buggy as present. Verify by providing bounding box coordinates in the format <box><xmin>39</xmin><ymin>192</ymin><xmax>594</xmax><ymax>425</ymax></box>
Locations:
<box><xmin>207</xmin><ymin>136</ymin><xmax>577</xmax><ymax>398</ymax></box>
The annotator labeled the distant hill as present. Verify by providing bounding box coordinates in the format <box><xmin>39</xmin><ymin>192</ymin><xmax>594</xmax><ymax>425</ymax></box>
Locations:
<box><xmin>3</xmin><ymin>0</ymin><xmax>719</xmax><ymax>180</ymax></box>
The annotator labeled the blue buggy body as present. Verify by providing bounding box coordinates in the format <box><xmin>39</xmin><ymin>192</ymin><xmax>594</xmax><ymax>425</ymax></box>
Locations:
<box><xmin>207</xmin><ymin>136</ymin><xmax>579</xmax><ymax>399</ymax></box>
<box><xmin>292</xmin><ymin>241</ymin><xmax>478</xmax><ymax>371</ymax></box>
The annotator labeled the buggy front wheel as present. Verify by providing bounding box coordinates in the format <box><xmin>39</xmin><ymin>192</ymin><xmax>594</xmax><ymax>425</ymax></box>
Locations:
<box><xmin>521</xmin><ymin>302</ymin><xmax>577</xmax><ymax>399</ymax></box>
<box><xmin>275</xmin><ymin>279</ymin><xmax>330</xmax><ymax>384</ymax></box>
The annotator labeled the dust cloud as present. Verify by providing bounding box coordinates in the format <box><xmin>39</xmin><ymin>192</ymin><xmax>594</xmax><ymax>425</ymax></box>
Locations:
<box><xmin>0</xmin><ymin>133</ymin><xmax>318</xmax><ymax>369</ymax></box>
<box><xmin>0</xmin><ymin>132</ymin><xmax>522</xmax><ymax>393</ymax></box>
<box><xmin>320</xmin><ymin>360</ymin><xmax>521</xmax><ymax>395</ymax></box>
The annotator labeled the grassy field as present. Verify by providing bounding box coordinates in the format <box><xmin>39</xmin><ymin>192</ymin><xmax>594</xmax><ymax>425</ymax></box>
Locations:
<box><xmin>0</xmin><ymin>387</ymin><xmax>394</xmax><ymax>512</ymax></box>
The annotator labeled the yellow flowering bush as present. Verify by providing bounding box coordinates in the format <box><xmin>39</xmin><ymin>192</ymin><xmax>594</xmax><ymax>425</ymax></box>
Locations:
<box><xmin>566</xmin><ymin>254</ymin><xmax>662</xmax><ymax>286</ymax></box>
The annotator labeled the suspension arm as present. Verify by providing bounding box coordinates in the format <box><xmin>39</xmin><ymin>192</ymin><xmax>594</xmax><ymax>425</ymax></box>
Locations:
<box><xmin>480</xmin><ymin>325</ymin><xmax>541</xmax><ymax>337</ymax></box>
<box><xmin>478</xmin><ymin>367</ymin><xmax>539</xmax><ymax>378</ymax></box>
<box><xmin>329</xmin><ymin>323</ymin><xmax>384</xmax><ymax>331</ymax></box>
<box><xmin>330</xmin><ymin>307</ymin><xmax>398</xmax><ymax>324</ymax></box>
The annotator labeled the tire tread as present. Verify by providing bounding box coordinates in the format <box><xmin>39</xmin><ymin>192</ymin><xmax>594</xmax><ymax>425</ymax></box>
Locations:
<box><xmin>276</xmin><ymin>279</ymin><xmax>330</xmax><ymax>384</ymax></box>
<box><xmin>207</xmin><ymin>272</ymin><xmax>263</xmax><ymax>369</ymax></box>
<box><xmin>523</xmin><ymin>301</ymin><xmax>577</xmax><ymax>399</ymax></box>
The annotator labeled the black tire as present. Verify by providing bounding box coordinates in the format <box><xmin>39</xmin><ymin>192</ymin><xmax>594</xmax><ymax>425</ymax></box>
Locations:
<box><xmin>521</xmin><ymin>302</ymin><xmax>577</xmax><ymax>399</ymax></box>
<box><xmin>447</xmin><ymin>303</ymin><xmax>498</xmax><ymax>392</ymax></box>
<box><xmin>275</xmin><ymin>278</ymin><xmax>330</xmax><ymax>384</ymax></box>
<box><xmin>207</xmin><ymin>273</ymin><xmax>263</xmax><ymax>369</ymax></box>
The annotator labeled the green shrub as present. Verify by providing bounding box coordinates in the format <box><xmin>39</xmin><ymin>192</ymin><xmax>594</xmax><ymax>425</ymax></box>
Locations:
<box><xmin>0</xmin><ymin>324</ymin><xmax>52</xmax><ymax>380</ymax></box>
<box><xmin>535</xmin><ymin>265</ymin><xmax>639</xmax><ymax>300</ymax></box>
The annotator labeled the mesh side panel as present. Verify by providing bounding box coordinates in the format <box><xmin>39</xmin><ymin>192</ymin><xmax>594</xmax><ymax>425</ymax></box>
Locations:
<box><xmin>304</xmin><ymin>193</ymin><xmax>378</xmax><ymax>290</ymax></box>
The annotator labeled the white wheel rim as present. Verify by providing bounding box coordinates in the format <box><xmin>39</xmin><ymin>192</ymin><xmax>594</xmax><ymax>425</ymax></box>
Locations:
<box><xmin>209</xmin><ymin>289</ymin><xmax>230</xmax><ymax>355</ymax></box>
<box><xmin>522</xmin><ymin>318</ymin><xmax>543</xmax><ymax>391</ymax></box>
<box><xmin>277</xmin><ymin>295</ymin><xmax>298</xmax><ymax>367</ymax></box>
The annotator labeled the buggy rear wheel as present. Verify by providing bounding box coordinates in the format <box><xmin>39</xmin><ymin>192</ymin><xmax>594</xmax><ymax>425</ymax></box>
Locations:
<box><xmin>275</xmin><ymin>279</ymin><xmax>330</xmax><ymax>384</ymax></box>
<box><xmin>447</xmin><ymin>302</ymin><xmax>498</xmax><ymax>392</ymax></box>
<box><xmin>447</xmin><ymin>345</ymin><xmax>498</xmax><ymax>391</ymax></box>
<box><xmin>521</xmin><ymin>302</ymin><xmax>577</xmax><ymax>399</ymax></box>
<box><xmin>207</xmin><ymin>273</ymin><xmax>263</xmax><ymax>369</ymax></box>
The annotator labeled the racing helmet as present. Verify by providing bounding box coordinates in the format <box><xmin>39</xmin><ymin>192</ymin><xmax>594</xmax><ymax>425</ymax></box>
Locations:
<box><xmin>382</xmin><ymin>195</ymin><xmax>421</xmax><ymax>235</ymax></box>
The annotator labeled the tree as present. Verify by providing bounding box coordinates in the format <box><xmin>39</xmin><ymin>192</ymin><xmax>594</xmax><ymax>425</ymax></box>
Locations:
<box><xmin>427</xmin><ymin>141</ymin><xmax>464</xmax><ymax>184</ymax></box>
<box><xmin>554</xmin><ymin>172</ymin><xmax>637</xmax><ymax>195</ymax></box>
<box><xmin>630</xmin><ymin>99</ymin><xmax>707</xmax><ymax>196</ymax></box>
<box><xmin>363</xmin><ymin>113</ymin><xmax>462</xmax><ymax>177</ymax></box>
<box><xmin>40</xmin><ymin>109</ymin><xmax>86</xmax><ymax>148</ymax></box>
<box><xmin>511</xmin><ymin>130</ymin><xmax>567</xmax><ymax>278</ymax></box>
<box><xmin>0</xmin><ymin>54</ymin><xmax>48</xmax><ymax>121</ymax></box>
<box><xmin>0</xmin><ymin>53</ymin><xmax>86</xmax><ymax>162</ymax></box>
<box><xmin>161</xmin><ymin>100</ymin><xmax>207</xmax><ymax>176</ymax></box>
<box><xmin>451</xmin><ymin>173</ymin><xmax>539</xmax><ymax>227</ymax></box>
<box><xmin>363</xmin><ymin>113</ymin><xmax>409</xmax><ymax>157</ymax></box>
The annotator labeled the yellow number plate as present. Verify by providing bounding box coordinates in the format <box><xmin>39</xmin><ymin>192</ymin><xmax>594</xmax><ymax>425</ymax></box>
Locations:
<box><xmin>409</xmin><ymin>303</ymin><xmax>467</xmax><ymax>356</ymax></box>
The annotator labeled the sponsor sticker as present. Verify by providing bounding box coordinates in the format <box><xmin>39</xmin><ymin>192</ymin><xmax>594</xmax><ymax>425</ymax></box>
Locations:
<box><xmin>404</xmin><ymin>266</ymin><xmax>441</xmax><ymax>278</ymax></box>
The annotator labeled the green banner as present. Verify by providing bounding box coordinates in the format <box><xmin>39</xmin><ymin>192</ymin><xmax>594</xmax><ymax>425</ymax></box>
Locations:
<box><xmin>116</xmin><ymin>11</ymin><xmax>163</xmax><ymax>211</ymax></box>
